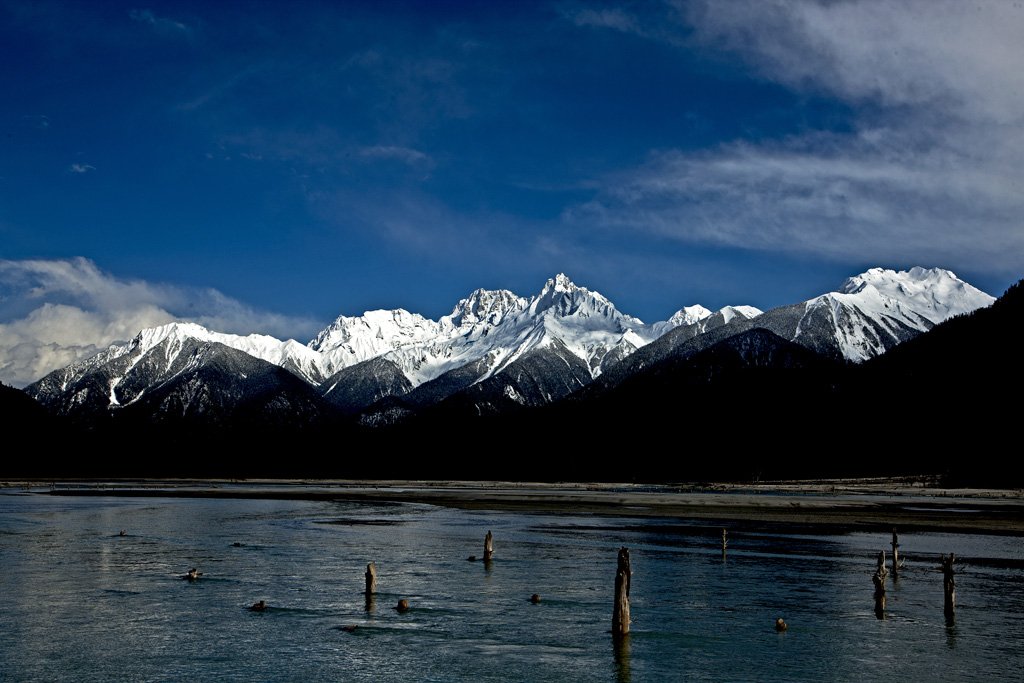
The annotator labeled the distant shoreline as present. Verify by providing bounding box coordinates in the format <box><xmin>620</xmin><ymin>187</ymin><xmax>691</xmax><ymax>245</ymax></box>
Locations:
<box><xmin>5</xmin><ymin>478</ymin><xmax>1024</xmax><ymax>534</ymax></box>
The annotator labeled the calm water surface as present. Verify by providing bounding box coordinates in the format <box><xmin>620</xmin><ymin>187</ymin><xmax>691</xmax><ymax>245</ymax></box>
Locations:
<box><xmin>1</xmin><ymin>492</ymin><xmax>1022</xmax><ymax>682</ymax></box>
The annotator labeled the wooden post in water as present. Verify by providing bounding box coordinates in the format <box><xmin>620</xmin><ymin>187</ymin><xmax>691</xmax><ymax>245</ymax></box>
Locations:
<box><xmin>483</xmin><ymin>531</ymin><xmax>494</xmax><ymax>562</ymax></box>
<box><xmin>721</xmin><ymin>528</ymin><xmax>728</xmax><ymax>554</ymax></box>
<box><xmin>872</xmin><ymin>550</ymin><xmax>888</xmax><ymax>618</ymax></box>
<box><xmin>612</xmin><ymin>547</ymin><xmax>631</xmax><ymax>637</ymax></box>
<box><xmin>941</xmin><ymin>553</ymin><xmax>956</xmax><ymax>616</ymax></box>
<box><xmin>365</xmin><ymin>562</ymin><xmax>377</xmax><ymax>595</ymax></box>
<box><xmin>891</xmin><ymin>528</ymin><xmax>900</xmax><ymax>576</ymax></box>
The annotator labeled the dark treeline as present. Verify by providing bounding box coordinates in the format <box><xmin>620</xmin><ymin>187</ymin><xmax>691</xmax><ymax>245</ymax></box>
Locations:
<box><xmin>6</xmin><ymin>281</ymin><xmax>1022</xmax><ymax>485</ymax></box>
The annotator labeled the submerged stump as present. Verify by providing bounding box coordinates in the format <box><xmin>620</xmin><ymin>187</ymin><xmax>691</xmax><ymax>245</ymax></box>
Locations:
<box><xmin>612</xmin><ymin>547</ymin><xmax>631</xmax><ymax>637</ymax></box>
<box><xmin>483</xmin><ymin>531</ymin><xmax>494</xmax><ymax>562</ymax></box>
<box><xmin>365</xmin><ymin>562</ymin><xmax>377</xmax><ymax>595</ymax></box>
<box><xmin>872</xmin><ymin>550</ymin><xmax>888</xmax><ymax>618</ymax></box>
<box><xmin>941</xmin><ymin>553</ymin><xmax>956</xmax><ymax>617</ymax></box>
<box><xmin>891</xmin><ymin>528</ymin><xmax>901</xmax><ymax>577</ymax></box>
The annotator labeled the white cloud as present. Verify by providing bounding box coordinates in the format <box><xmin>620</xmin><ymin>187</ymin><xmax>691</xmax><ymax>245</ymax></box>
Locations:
<box><xmin>683</xmin><ymin>0</ymin><xmax>1024</xmax><ymax>123</ymax></box>
<box><xmin>67</xmin><ymin>163</ymin><xmax>95</xmax><ymax>173</ymax></box>
<box><xmin>565</xmin><ymin>0</ymin><xmax>1024</xmax><ymax>274</ymax></box>
<box><xmin>0</xmin><ymin>258</ymin><xmax>322</xmax><ymax>387</ymax></box>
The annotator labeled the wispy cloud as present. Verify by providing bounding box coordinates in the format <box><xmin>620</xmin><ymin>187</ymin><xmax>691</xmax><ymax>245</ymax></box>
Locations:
<box><xmin>359</xmin><ymin>145</ymin><xmax>433</xmax><ymax>168</ymax></box>
<box><xmin>565</xmin><ymin>7</ymin><xmax>644</xmax><ymax>34</ymax></box>
<box><xmin>67</xmin><ymin>163</ymin><xmax>95</xmax><ymax>173</ymax></box>
<box><xmin>129</xmin><ymin>8</ymin><xmax>193</xmax><ymax>36</ymax></box>
<box><xmin>563</xmin><ymin>0</ymin><xmax>1024</xmax><ymax>274</ymax></box>
<box><xmin>558</xmin><ymin>2</ymin><xmax>686</xmax><ymax>45</ymax></box>
<box><xmin>0</xmin><ymin>258</ymin><xmax>323</xmax><ymax>387</ymax></box>
<box><xmin>22</xmin><ymin>114</ymin><xmax>50</xmax><ymax>129</ymax></box>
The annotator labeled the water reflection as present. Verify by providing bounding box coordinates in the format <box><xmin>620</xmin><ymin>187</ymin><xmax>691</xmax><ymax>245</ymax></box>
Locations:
<box><xmin>945</xmin><ymin>620</ymin><xmax>957</xmax><ymax>648</ymax></box>
<box><xmin>612</xmin><ymin>633</ymin><xmax>631</xmax><ymax>683</ymax></box>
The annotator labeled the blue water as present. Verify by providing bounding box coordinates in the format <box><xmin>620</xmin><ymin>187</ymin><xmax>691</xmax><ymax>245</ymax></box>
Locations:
<box><xmin>1</xmin><ymin>492</ymin><xmax>1022</xmax><ymax>682</ymax></box>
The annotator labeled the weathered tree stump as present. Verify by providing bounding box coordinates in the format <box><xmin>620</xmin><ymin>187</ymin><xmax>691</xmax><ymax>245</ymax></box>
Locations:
<box><xmin>483</xmin><ymin>531</ymin><xmax>494</xmax><ymax>562</ymax></box>
<box><xmin>891</xmin><ymin>527</ymin><xmax>900</xmax><ymax>576</ymax></box>
<box><xmin>872</xmin><ymin>550</ymin><xmax>888</xmax><ymax>618</ymax></box>
<box><xmin>612</xmin><ymin>547</ymin><xmax>631</xmax><ymax>637</ymax></box>
<box><xmin>941</xmin><ymin>553</ymin><xmax>956</xmax><ymax>616</ymax></box>
<box><xmin>365</xmin><ymin>561</ymin><xmax>377</xmax><ymax>595</ymax></box>
<box><xmin>530</xmin><ymin>594</ymin><xmax>541</xmax><ymax>603</ymax></box>
<box><xmin>396</xmin><ymin>599</ymin><xmax>409</xmax><ymax>613</ymax></box>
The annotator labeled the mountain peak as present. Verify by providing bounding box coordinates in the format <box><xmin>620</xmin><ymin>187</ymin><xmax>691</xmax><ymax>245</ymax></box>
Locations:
<box><xmin>542</xmin><ymin>273</ymin><xmax>578</xmax><ymax>294</ymax></box>
<box><xmin>445</xmin><ymin>287</ymin><xmax>527</xmax><ymax>328</ymax></box>
<box><xmin>839</xmin><ymin>266</ymin><xmax>959</xmax><ymax>294</ymax></box>
<box><xmin>668</xmin><ymin>305</ymin><xmax>714</xmax><ymax>327</ymax></box>
<box><xmin>530</xmin><ymin>274</ymin><xmax>620</xmax><ymax>321</ymax></box>
<box><xmin>835</xmin><ymin>266</ymin><xmax>993</xmax><ymax>323</ymax></box>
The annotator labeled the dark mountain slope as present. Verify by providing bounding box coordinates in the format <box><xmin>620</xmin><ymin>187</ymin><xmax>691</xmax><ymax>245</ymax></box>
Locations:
<box><xmin>109</xmin><ymin>342</ymin><xmax>337</xmax><ymax>429</ymax></box>
<box><xmin>852</xmin><ymin>280</ymin><xmax>1023</xmax><ymax>485</ymax></box>
<box><xmin>1</xmin><ymin>382</ymin><xmax>61</xmax><ymax>446</ymax></box>
<box><xmin>319</xmin><ymin>357</ymin><xmax>413</xmax><ymax>415</ymax></box>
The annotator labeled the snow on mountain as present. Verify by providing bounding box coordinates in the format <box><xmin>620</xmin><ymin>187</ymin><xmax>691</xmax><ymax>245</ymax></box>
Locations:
<box><xmin>720</xmin><ymin>305</ymin><xmax>763</xmax><ymax>325</ymax></box>
<box><xmin>837</xmin><ymin>267</ymin><xmax>992</xmax><ymax>323</ymax></box>
<box><xmin>794</xmin><ymin>267</ymin><xmax>994</xmax><ymax>361</ymax></box>
<box><xmin>307</xmin><ymin>308</ymin><xmax>443</xmax><ymax>379</ymax></box>
<box><xmin>306</xmin><ymin>274</ymin><xmax>691</xmax><ymax>390</ymax></box>
<box><xmin>26</xmin><ymin>321</ymin><xmax>331</xmax><ymax>415</ymax></box>
<box><xmin>668</xmin><ymin>305</ymin><xmax>714</xmax><ymax>327</ymax></box>
<box><xmin>28</xmin><ymin>274</ymin><xmax>719</xmax><ymax>414</ymax></box>
<box><xmin>131</xmin><ymin>322</ymin><xmax>327</xmax><ymax>384</ymax></box>
<box><xmin>441</xmin><ymin>287</ymin><xmax>529</xmax><ymax>329</ymax></box>
<box><xmin>27</xmin><ymin>267</ymin><xmax>987</xmax><ymax>419</ymax></box>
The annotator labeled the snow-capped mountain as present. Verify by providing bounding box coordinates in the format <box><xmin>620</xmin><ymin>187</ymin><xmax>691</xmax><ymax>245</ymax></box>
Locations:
<box><xmin>23</xmin><ymin>268</ymin><xmax>993</xmax><ymax>423</ymax></box>
<box><xmin>321</xmin><ymin>274</ymin><xmax>713</xmax><ymax>412</ymax></box>
<box><xmin>25</xmin><ymin>274</ymin><xmax>710</xmax><ymax>417</ymax></box>
<box><xmin>26</xmin><ymin>324</ymin><xmax>329</xmax><ymax>423</ymax></box>
<box><xmin>595</xmin><ymin>266</ymin><xmax>995</xmax><ymax>394</ymax></box>
<box><xmin>756</xmin><ymin>266</ymin><xmax>994</xmax><ymax>362</ymax></box>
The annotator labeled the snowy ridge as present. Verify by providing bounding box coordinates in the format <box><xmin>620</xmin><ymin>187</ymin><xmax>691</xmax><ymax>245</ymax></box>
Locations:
<box><xmin>25</xmin><ymin>267</ymin><xmax>993</xmax><ymax>415</ymax></box>
<box><xmin>837</xmin><ymin>267</ymin><xmax>991</xmax><ymax>323</ymax></box>
<box><xmin>668</xmin><ymin>305</ymin><xmax>714</xmax><ymax>327</ymax></box>
<box><xmin>797</xmin><ymin>267</ymin><xmax>994</xmax><ymax>361</ymax></box>
<box><xmin>306</xmin><ymin>274</ymin><xmax>688</xmax><ymax>388</ymax></box>
<box><xmin>40</xmin><ymin>342</ymin><xmax>135</xmax><ymax>394</ymax></box>
<box><xmin>31</xmin><ymin>274</ymin><xmax>724</xmax><ymax>410</ymax></box>
<box><xmin>130</xmin><ymin>322</ymin><xmax>327</xmax><ymax>384</ymax></box>
<box><xmin>373</xmin><ymin>274</ymin><xmax>677</xmax><ymax>386</ymax></box>
<box><xmin>720</xmin><ymin>305</ymin><xmax>762</xmax><ymax>325</ymax></box>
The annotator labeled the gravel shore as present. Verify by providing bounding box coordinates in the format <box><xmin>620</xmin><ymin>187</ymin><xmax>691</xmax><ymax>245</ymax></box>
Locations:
<box><xmin>7</xmin><ymin>478</ymin><xmax>1023</xmax><ymax>534</ymax></box>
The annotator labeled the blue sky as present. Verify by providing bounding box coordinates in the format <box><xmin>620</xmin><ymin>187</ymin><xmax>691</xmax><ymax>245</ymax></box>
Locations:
<box><xmin>2</xmin><ymin>0</ymin><xmax>1023</xmax><ymax>386</ymax></box>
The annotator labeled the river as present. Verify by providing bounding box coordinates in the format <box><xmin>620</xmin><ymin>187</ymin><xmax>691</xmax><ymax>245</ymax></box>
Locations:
<box><xmin>1</xmin><ymin>492</ymin><xmax>1022</xmax><ymax>681</ymax></box>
